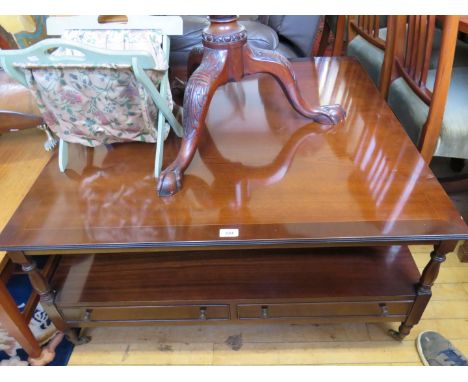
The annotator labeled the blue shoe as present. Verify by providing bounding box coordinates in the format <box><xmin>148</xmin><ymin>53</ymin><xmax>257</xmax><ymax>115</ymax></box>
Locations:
<box><xmin>416</xmin><ymin>331</ymin><xmax>468</xmax><ymax>366</ymax></box>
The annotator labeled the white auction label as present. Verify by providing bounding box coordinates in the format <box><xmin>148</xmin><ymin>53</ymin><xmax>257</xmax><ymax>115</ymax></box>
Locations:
<box><xmin>219</xmin><ymin>228</ymin><xmax>239</xmax><ymax>238</ymax></box>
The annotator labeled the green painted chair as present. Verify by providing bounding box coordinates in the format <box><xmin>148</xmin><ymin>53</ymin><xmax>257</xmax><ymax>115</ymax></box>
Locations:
<box><xmin>0</xmin><ymin>23</ymin><xmax>183</xmax><ymax>177</ymax></box>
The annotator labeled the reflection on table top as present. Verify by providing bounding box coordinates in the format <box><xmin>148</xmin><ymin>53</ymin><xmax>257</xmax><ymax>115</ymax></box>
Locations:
<box><xmin>0</xmin><ymin>57</ymin><xmax>467</xmax><ymax>252</ymax></box>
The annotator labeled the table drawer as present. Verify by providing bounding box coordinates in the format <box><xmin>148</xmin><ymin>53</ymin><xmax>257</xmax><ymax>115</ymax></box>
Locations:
<box><xmin>61</xmin><ymin>304</ymin><xmax>229</xmax><ymax>323</ymax></box>
<box><xmin>237</xmin><ymin>301</ymin><xmax>412</xmax><ymax>320</ymax></box>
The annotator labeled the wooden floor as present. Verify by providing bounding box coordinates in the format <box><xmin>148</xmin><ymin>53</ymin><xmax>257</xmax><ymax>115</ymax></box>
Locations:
<box><xmin>1</xmin><ymin>129</ymin><xmax>467</xmax><ymax>365</ymax></box>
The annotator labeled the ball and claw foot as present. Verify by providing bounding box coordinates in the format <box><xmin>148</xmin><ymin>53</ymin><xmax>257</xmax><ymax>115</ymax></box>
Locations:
<box><xmin>157</xmin><ymin>169</ymin><xmax>183</xmax><ymax>197</ymax></box>
<box><xmin>313</xmin><ymin>104</ymin><xmax>347</xmax><ymax>125</ymax></box>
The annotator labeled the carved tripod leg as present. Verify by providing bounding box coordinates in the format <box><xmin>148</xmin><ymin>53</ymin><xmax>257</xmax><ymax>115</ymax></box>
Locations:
<box><xmin>157</xmin><ymin>48</ymin><xmax>229</xmax><ymax>196</ymax></box>
<box><xmin>243</xmin><ymin>45</ymin><xmax>346</xmax><ymax>125</ymax></box>
<box><xmin>388</xmin><ymin>241</ymin><xmax>457</xmax><ymax>341</ymax></box>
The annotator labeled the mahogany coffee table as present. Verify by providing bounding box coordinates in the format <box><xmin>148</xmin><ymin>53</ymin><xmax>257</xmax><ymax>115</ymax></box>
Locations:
<box><xmin>1</xmin><ymin>57</ymin><xmax>467</xmax><ymax>348</ymax></box>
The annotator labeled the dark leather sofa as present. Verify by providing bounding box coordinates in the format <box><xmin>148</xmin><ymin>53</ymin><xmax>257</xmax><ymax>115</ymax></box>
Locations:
<box><xmin>169</xmin><ymin>15</ymin><xmax>322</xmax><ymax>68</ymax></box>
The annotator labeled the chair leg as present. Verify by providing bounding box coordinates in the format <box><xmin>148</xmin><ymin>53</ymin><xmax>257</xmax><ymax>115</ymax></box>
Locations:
<box><xmin>58</xmin><ymin>139</ymin><xmax>68</xmax><ymax>172</ymax></box>
<box><xmin>154</xmin><ymin>116</ymin><xmax>165</xmax><ymax>178</ymax></box>
<box><xmin>0</xmin><ymin>279</ymin><xmax>42</xmax><ymax>358</ymax></box>
<box><xmin>449</xmin><ymin>158</ymin><xmax>466</xmax><ymax>173</ymax></box>
<box><xmin>154</xmin><ymin>33</ymin><xmax>183</xmax><ymax>178</ymax></box>
<box><xmin>156</xmin><ymin>103</ymin><xmax>183</xmax><ymax>175</ymax></box>
<box><xmin>317</xmin><ymin>20</ymin><xmax>331</xmax><ymax>56</ymax></box>
<box><xmin>154</xmin><ymin>64</ymin><xmax>169</xmax><ymax>178</ymax></box>
<box><xmin>332</xmin><ymin>16</ymin><xmax>346</xmax><ymax>56</ymax></box>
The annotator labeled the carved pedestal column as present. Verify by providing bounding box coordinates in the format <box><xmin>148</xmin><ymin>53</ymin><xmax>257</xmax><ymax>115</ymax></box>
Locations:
<box><xmin>157</xmin><ymin>15</ymin><xmax>346</xmax><ymax>196</ymax></box>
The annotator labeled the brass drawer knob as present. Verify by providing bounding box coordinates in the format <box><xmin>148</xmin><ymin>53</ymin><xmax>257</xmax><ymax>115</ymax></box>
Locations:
<box><xmin>261</xmin><ymin>306</ymin><xmax>269</xmax><ymax>319</ymax></box>
<box><xmin>199</xmin><ymin>307</ymin><xmax>207</xmax><ymax>320</ymax></box>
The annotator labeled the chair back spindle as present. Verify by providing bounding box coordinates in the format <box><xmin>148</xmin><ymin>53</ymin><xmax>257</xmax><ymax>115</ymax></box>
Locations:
<box><xmin>350</xmin><ymin>16</ymin><xmax>386</xmax><ymax>50</ymax></box>
<box><xmin>395</xmin><ymin>16</ymin><xmax>437</xmax><ymax>105</ymax></box>
<box><xmin>348</xmin><ymin>15</ymin><xmax>395</xmax><ymax>97</ymax></box>
<box><xmin>391</xmin><ymin>15</ymin><xmax>460</xmax><ymax>162</ymax></box>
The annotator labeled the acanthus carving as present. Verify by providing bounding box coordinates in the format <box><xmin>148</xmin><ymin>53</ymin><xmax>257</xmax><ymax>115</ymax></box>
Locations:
<box><xmin>183</xmin><ymin>48</ymin><xmax>227</xmax><ymax>140</ymax></box>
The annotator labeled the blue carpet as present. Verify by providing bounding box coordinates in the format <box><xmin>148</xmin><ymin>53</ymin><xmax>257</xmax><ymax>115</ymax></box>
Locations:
<box><xmin>0</xmin><ymin>270</ymin><xmax>74</xmax><ymax>365</ymax></box>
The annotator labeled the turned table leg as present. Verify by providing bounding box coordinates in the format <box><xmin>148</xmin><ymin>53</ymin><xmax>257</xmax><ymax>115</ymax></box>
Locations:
<box><xmin>9</xmin><ymin>253</ymin><xmax>92</xmax><ymax>348</ymax></box>
<box><xmin>388</xmin><ymin>241</ymin><xmax>457</xmax><ymax>340</ymax></box>
<box><xmin>9</xmin><ymin>252</ymin><xmax>68</xmax><ymax>333</ymax></box>
<box><xmin>3</xmin><ymin>253</ymin><xmax>73</xmax><ymax>364</ymax></box>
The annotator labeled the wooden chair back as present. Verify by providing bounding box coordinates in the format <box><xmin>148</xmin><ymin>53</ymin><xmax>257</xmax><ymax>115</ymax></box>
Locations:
<box><xmin>347</xmin><ymin>16</ymin><xmax>396</xmax><ymax>98</ymax></box>
<box><xmin>318</xmin><ymin>16</ymin><xmax>388</xmax><ymax>58</ymax></box>
<box><xmin>348</xmin><ymin>16</ymin><xmax>386</xmax><ymax>50</ymax></box>
<box><xmin>393</xmin><ymin>16</ymin><xmax>438</xmax><ymax>105</ymax></box>
<box><xmin>391</xmin><ymin>15</ymin><xmax>460</xmax><ymax>162</ymax></box>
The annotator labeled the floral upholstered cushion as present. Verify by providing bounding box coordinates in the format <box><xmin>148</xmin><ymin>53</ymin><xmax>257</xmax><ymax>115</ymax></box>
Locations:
<box><xmin>25</xmin><ymin>67</ymin><xmax>161</xmax><ymax>146</ymax></box>
<box><xmin>60</xmin><ymin>29</ymin><xmax>173</xmax><ymax>118</ymax></box>
<box><xmin>23</xmin><ymin>29</ymin><xmax>171</xmax><ymax>147</ymax></box>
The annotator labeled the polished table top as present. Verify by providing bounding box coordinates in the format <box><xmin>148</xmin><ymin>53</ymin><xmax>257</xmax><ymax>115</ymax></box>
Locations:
<box><xmin>1</xmin><ymin>57</ymin><xmax>467</xmax><ymax>252</ymax></box>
